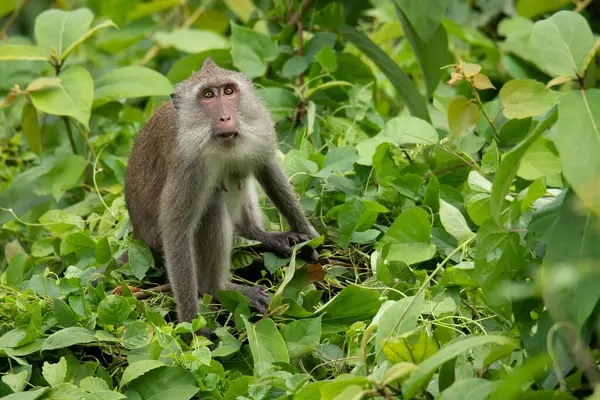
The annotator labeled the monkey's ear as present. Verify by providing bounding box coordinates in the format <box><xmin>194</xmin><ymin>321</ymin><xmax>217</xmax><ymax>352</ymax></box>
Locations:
<box><xmin>170</xmin><ymin>93</ymin><xmax>179</xmax><ymax>110</ymax></box>
<box><xmin>201</xmin><ymin>56</ymin><xmax>217</xmax><ymax>71</ymax></box>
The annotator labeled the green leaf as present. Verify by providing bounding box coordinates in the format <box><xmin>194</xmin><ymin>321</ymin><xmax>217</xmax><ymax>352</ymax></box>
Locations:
<box><xmin>356</xmin><ymin>116</ymin><xmax>438</xmax><ymax>165</ymax></box>
<box><xmin>0</xmin><ymin>45</ymin><xmax>48</xmax><ymax>61</ymax></box>
<box><xmin>403</xmin><ymin>335</ymin><xmax>519</xmax><ymax>398</ymax></box>
<box><xmin>542</xmin><ymin>190</ymin><xmax>600</xmax><ymax>329</ymax></box>
<box><xmin>556</xmin><ymin>89</ymin><xmax>600</xmax><ymax>216</ymax></box>
<box><xmin>315</xmin><ymin>45</ymin><xmax>337</xmax><ymax>72</ymax></box>
<box><xmin>448</xmin><ymin>96</ymin><xmax>480</xmax><ymax>136</ymax></box>
<box><xmin>128</xmin><ymin>239</ymin><xmax>154</xmax><ymax>280</ymax></box>
<box><xmin>120</xmin><ymin>360</ymin><xmax>165</xmax><ymax>387</ymax></box>
<box><xmin>517</xmin><ymin>138</ymin><xmax>562</xmax><ymax>187</ymax></box>
<box><xmin>123</xmin><ymin>366</ymin><xmax>199</xmax><ymax>399</ymax></box>
<box><xmin>439</xmin><ymin>200</ymin><xmax>474</xmax><ymax>241</ymax></box>
<box><xmin>95</xmin><ymin>237</ymin><xmax>112</xmax><ymax>264</ymax></box>
<box><xmin>34</xmin><ymin>8</ymin><xmax>95</xmax><ymax>60</ymax></box>
<box><xmin>315</xmin><ymin>286</ymin><xmax>381</xmax><ymax>332</ymax></box>
<box><xmin>42</xmin><ymin>357</ymin><xmax>67</xmax><ymax>387</ymax></box>
<box><xmin>395</xmin><ymin>3</ymin><xmax>451</xmax><ymax>97</ymax></box>
<box><xmin>154</xmin><ymin>29</ymin><xmax>229</xmax><ymax>53</ymax></box>
<box><xmin>282</xmin><ymin>55</ymin><xmax>309</xmax><ymax>78</ymax></box>
<box><xmin>339</xmin><ymin>25</ymin><xmax>430</xmax><ymax>122</ymax></box>
<box><xmin>1</xmin><ymin>388</ymin><xmax>48</xmax><ymax>400</ymax></box>
<box><xmin>439</xmin><ymin>378</ymin><xmax>498</xmax><ymax>400</ymax></box>
<box><xmin>35</xmin><ymin>155</ymin><xmax>87</xmax><ymax>201</ymax></box>
<box><xmin>280</xmin><ymin>316</ymin><xmax>322</xmax><ymax>359</ymax></box>
<box><xmin>30</xmin><ymin>66</ymin><xmax>93</xmax><ymax>129</ymax></box>
<box><xmin>382</xmin><ymin>328</ymin><xmax>438</xmax><ymax>364</ymax></box>
<box><xmin>166</xmin><ymin>49</ymin><xmax>233</xmax><ymax>84</ymax></box>
<box><xmin>529</xmin><ymin>11</ymin><xmax>595</xmax><ymax>78</ymax></box>
<box><xmin>61</xmin><ymin>19</ymin><xmax>117</xmax><ymax>61</ymax></box>
<box><xmin>394</xmin><ymin>0</ymin><xmax>446</xmax><ymax>42</ymax></box>
<box><xmin>0</xmin><ymin>0</ymin><xmax>15</xmax><ymax>19</ymax></box>
<box><xmin>39</xmin><ymin>209</ymin><xmax>85</xmax><ymax>235</ymax></box>
<box><xmin>42</xmin><ymin>327</ymin><xmax>98</xmax><ymax>350</ymax></box>
<box><xmin>500</xmin><ymin>79</ymin><xmax>562</xmax><ymax>119</ymax></box>
<box><xmin>242</xmin><ymin>316</ymin><xmax>289</xmax><ymax>373</ymax></box>
<box><xmin>490</xmin><ymin>106</ymin><xmax>557</xmax><ymax>225</ymax></box>
<box><xmin>127</xmin><ymin>0</ymin><xmax>180</xmax><ymax>21</ymax></box>
<box><xmin>481</xmin><ymin>141</ymin><xmax>499</xmax><ymax>174</ymax></box>
<box><xmin>98</xmin><ymin>295</ymin><xmax>131</xmax><ymax>326</ymax></box>
<box><xmin>516</xmin><ymin>0</ymin><xmax>570</xmax><ymax>18</ymax></box>
<box><xmin>2</xmin><ymin>370</ymin><xmax>28</xmax><ymax>393</ymax></box>
<box><xmin>94</xmin><ymin>66</ymin><xmax>173</xmax><ymax>108</ymax></box>
<box><xmin>230</xmin><ymin>23</ymin><xmax>279</xmax><ymax>78</ymax></box>
<box><xmin>381</xmin><ymin>207</ymin><xmax>436</xmax><ymax>265</ymax></box>
<box><xmin>21</xmin><ymin>102</ymin><xmax>42</xmax><ymax>155</ymax></box>
<box><xmin>212</xmin><ymin>327</ymin><xmax>242</xmax><ymax>357</ymax></box>
<box><xmin>122</xmin><ymin>321</ymin><xmax>153</xmax><ymax>349</ymax></box>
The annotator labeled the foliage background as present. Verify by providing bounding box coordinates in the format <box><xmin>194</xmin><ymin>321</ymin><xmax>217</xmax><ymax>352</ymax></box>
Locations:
<box><xmin>1</xmin><ymin>0</ymin><xmax>600</xmax><ymax>399</ymax></box>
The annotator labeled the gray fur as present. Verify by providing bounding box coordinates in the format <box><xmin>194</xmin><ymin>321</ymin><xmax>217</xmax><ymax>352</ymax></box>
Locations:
<box><xmin>124</xmin><ymin>58</ymin><xmax>318</xmax><ymax>324</ymax></box>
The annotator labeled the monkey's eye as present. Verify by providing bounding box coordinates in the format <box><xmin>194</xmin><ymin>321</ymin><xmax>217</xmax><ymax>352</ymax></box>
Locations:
<box><xmin>223</xmin><ymin>85</ymin><xmax>235</xmax><ymax>95</ymax></box>
<box><xmin>203</xmin><ymin>90</ymin><xmax>214</xmax><ymax>99</ymax></box>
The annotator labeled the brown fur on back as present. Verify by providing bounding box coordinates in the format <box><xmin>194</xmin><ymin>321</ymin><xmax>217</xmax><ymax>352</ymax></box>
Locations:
<box><xmin>124</xmin><ymin>102</ymin><xmax>176</xmax><ymax>250</ymax></box>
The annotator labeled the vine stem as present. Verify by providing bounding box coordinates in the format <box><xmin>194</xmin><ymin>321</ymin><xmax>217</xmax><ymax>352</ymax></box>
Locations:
<box><xmin>0</xmin><ymin>0</ymin><xmax>30</xmax><ymax>40</ymax></box>
<box><xmin>573</xmin><ymin>0</ymin><xmax>593</xmax><ymax>12</ymax></box>
<box><xmin>62</xmin><ymin>116</ymin><xmax>78</xmax><ymax>155</ymax></box>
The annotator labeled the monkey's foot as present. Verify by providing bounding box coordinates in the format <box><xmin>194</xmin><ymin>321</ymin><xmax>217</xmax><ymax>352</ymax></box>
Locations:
<box><xmin>228</xmin><ymin>283</ymin><xmax>271</xmax><ymax>314</ymax></box>
<box><xmin>262</xmin><ymin>231</ymin><xmax>319</xmax><ymax>263</ymax></box>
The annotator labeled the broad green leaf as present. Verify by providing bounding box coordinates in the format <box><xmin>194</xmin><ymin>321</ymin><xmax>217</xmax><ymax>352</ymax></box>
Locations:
<box><xmin>154</xmin><ymin>29</ymin><xmax>229</xmax><ymax>53</ymax></box>
<box><xmin>166</xmin><ymin>49</ymin><xmax>233</xmax><ymax>84</ymax></box>
<box><xmin>382</xmin><ymin>328</ymin><xmax>438</xmax><ymax>364</ymax></box>
<box><xmin>212</xmin><ymin>327</ymin><xmax>242</xmax><ymax>357</ymax></box>
<box><xmin>439</xmin><ymin>378</ymin><xmax>498</xmax><ymax>400</ymax></box>
<box><xmin>488</xmin><ymin>355</ymin><xmax>551</xmax><ymax>400</ymax></box>
<box><xmin>42</xmin><ymin>327</ymin><xmax>98</xmax><ymax>350</ymax></box>
<box><xmin>0</xmin><ymin>0</ymin><xmax>15</xmax><ymax>19</ymax></box>
<box><xmin>34</xmin><ymin>8</ymin><xmax>94</xmax><ymax>59</ymax></box>
<box><xmin>1</xmin><ymin>388</ymin><xmax>48</xmax><ymax>400</ymax></box>
<box><xmin>542</xmin><ymin>190</ymin><xmax>600</xmax><ymax>329</ymax></box>
<box><xmin>339</xmin><ymin>25</ymin><xmax>430</xmax><ymax>122</ymax></box>
<box><xmin>94</xmin><ymin>66</ymin><xmax>173</xmax><ymax>108</ymax></box>
<box><xmin>127</xmin><ymin>0</ymin><xmax>180</xmax><ymax>21</ymax></box>
<box><xmin>556</xmin><ymin>89</ymin><xmax>600</xmax><ymax>216</ymax></box>
<box><xmin>21</xmin><ymin>103</ymin><xmax>42</xmax><ymax>154</ymax></box>
<box><xmin>403</xmin><ymin>335</ymin><xmax>519</xmax><ymax>398</ymax></box>
<box><xmin>35</xmin><ymin>155</ymin><xmax>87</xmax><ymax>201</ymax></box>
<box><xmin>123</xmin><ymin>366</ymin><xmax>199</xmax><ymax>399</ymax></box>
<box><xmin>439</xmin><ymin>200</ymin><xmax>474</xmax><ymax>241</ymax></box>
<box><xmin>97</xmin><ymin>295</ymin><xmax>131</xmax><ymax>326</ymax></box>
<box><xmin>529</xmin><ymin>11</ymin><xmax>595</xmax><ymax>78</ymax></box>
<box><xmin>39</xmin><ymin>209</ymin><xmax>85</xmax><ymax>236</ymax></box>
<box><xmin>120</xmin><ymin>360</ymin><xmax>165</xmax><ymax>387</ymax></box>
<box><xmin>474</xmin><ymin>218</ymin><xmax>525</xmax><ymax>301</ymax></box>
<box><xmin>448</xmin><ymin>96</ymin><xmax>479</xmax><ymax>136</ymax></box>
<box><xmin>518</xmin><ymin>178</ymin><xmax>546</xmax><ymax>213</ymax></box>
<box><xmin>2</xmin><ymin>370</ymin><xmax>28</xmax><ymax>393</ymax></box>
<box><xmin>95</xmin><ymin>237</ymin><xmax>112</xmax><ymax>264</ymax></box>
<box><xmin>500</xmin><ymin>79</ymin><xmax>562</xmax><ymax>119</ymax></box>
<box><xmin>128</xmin><ymin>239</ymin><xmax>154</xmax><ymax>280</ymax></box>
<box><xmin>282</xmin><ymin>55</ymin><xmax>309</xmax><ymax>78</ymax></box>
<box><xmin>230</xmin><ymin>23</ymin><xmax>278</xmax><ymax>78</ymax></box>
<box><xmin>280</xmin><ymin>316</ymin><xmax>322</xmax><ymax>359</ymax></box>
<box><xmin>356</xmin><ymin>116</ymin><xmax>438</xmax><ymax>165</ymax></box>
<box><xmin>42</xmin><ymin>357</ymin><xmax>67</xmax><ymax>387</ymax></box>
<box><xmin>0</xmin><ymin>45</ymin><xmax>48</xmax><ymax>61</ymax></box>
<box><xmin>516</xmin><ymin>0</ymin><xmax>570</xmax><ymax>18</ymax></box>
<box><xmin>122</xmin><ymin>321</ymin><xmax>153</xmax><ymax>349</ymax></box>
<box><xmin>315</xmin><ymin>45</ymin><xmax>337</xmax><ymax>72</ymax></box>
<box><xmin>242</xmin><ymin>316</ymin><xmax>289</xmax><ymax>373</ymax></box>
<box><xmin>490</xmin><ymin>106</ymin><xmax>557</xmax><ymax>225</ymax></box>
<box><xmin>30</xmin><ymin>66</ymin><xmax>93</xmax><ymax>129</ymax></box>
<box><xmin>315</xmin><ymin>286</ymin><xmax>381</xmax><ymax>332</ymax></box>
<box><xmin>395</xmin><ymin>3</ymin><xmax>451</xmax><ymax>97</ymax></box>
<box><xmin>223</xmin><ymin>0</ymin><xmax>253</xmax><ymax>22</ymax></box>
<box><xmin>394</xmin><ymin>0</ymin><xmax>446</xmax><ymax>42</ymax></box>
<box><xmin>481</xmin><ymin>141</ymin><xmax>499</xmax><ymax>174</ymax></box>
<box><xmin>380</xmin><ymin>207</ymin><xmax>436</xmax><ymax>265</ymax></box>
<box><xmin>517</xmin><ymin>138</ymin><xmax>562</xmax><ymax>187</ymax></box>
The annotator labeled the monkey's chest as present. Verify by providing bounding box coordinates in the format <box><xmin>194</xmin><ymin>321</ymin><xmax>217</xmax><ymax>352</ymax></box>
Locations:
<box><xmin>221</xmin><ymin>176</ymin><xmax>246</xmax><ymax>224</ymax></box>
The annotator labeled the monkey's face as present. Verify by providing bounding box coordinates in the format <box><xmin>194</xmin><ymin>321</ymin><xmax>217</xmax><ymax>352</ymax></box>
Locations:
<box><xmin>198</xmin><ymin>82</ymin><xmax>241</xmax><ymax>148</ymax></box>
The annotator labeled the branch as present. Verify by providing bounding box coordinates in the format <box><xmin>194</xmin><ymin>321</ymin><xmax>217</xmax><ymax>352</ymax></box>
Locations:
<box><xmin>288</xmin><ymin>0</ymin><xmax>313</xmax><ymax>26</ymax></box>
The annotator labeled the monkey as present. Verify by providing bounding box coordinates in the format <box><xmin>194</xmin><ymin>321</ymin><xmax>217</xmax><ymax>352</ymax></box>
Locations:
<box><xmin>121</xmin><ymin>57</ymin><xmax>319</xmax><ymax>324</ymax></box>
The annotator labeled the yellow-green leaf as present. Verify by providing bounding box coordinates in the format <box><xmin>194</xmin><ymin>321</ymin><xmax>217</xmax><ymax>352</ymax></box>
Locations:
<box><xmin>448</xmin><ymin>96</ymin><xmax>479</xmax><ymax>136</ymax></box>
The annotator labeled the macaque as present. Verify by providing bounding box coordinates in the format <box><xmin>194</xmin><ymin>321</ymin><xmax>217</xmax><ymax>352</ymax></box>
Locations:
<box><xmin>122</xmin><ymin>58</ymin><xmax>319</xmax><ymax>323</ymax></box>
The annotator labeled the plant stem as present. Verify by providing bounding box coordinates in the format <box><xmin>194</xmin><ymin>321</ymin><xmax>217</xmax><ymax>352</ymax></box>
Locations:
<box><xmin>63</xmin><ymin>117</ymin><xmax>78</xmax><ymax>154</ymax></box>
<box><xmin>574</xmin><ymin>0</ymin><xmax>593</xmax><ymax>12</ymax></box>
<box><xmin>468</xmin><ymin>80</ymin><xmax>500</xmax><ymax>142</ymax></box>
<box><xmin>0</xmin><ymin>0</ymin><xmax>30</xmax><ymax>41</ymax></box>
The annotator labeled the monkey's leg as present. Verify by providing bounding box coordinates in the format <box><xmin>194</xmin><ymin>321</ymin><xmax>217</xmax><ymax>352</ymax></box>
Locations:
<box><xmin>194</xmin><ymin>195</ymin><xmax>270</xmax><ymax>314</ymax></box>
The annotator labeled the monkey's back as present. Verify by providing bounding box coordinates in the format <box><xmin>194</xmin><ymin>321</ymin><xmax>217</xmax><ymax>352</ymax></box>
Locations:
<box><xmin>125</xmin><ymin>102</ymin><xmax>177</xmax><ymax>250</ymax></box>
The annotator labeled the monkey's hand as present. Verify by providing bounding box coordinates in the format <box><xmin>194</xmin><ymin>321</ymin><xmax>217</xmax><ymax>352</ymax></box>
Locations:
<box><xmin>227</xmin><ymin>283</ymin><xmax>271</xmax><ymax>314</ymax></box>
<box><xmin>262</xmin><ymin>231</ymin><xmax>319</xmax><ymax>263</ymax></box>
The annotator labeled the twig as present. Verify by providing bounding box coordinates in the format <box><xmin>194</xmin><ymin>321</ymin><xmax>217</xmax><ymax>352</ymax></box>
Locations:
<box><xmin>62</xmin><ymin>117</ymin><xmax>78</xmax><ymax>154</ymax></box>
<box><xmin>573</xmin><ymin>0</ymin><xmax>593</xmax><ymax>12</ymax></box>
<box><xmin>467</xmin><ymin>80</ymin><xmax>500</xmax><ymax>142</ymax></box>
<box><xmin>134</xmin><ymin>283</ymin><xmax>172</xmax><ymax>300</ymax></box>
<box><xmin>287</xmin><ymin>0</ymin><xmax>312</xmax><ymax>25</ymax></box>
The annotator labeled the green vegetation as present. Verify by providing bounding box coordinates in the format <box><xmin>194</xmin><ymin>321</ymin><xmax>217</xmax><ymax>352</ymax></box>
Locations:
<box><xmin>1</xmin><ymin>0</ymin><xmax>600</xmax><ymax>398</ymax></box>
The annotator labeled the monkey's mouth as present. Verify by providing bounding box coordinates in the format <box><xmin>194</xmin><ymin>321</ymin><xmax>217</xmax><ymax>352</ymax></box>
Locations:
<box><xmin>215</xmin><ymin>131</ymin><xmax>238</xmax><ymax>140</ymax></box>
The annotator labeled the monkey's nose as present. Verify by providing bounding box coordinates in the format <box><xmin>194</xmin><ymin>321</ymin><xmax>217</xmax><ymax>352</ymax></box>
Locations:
<box><xmin>216</xmin><ymin>114</ymin><xmax>236</xmax><ymax>131</ymax></box>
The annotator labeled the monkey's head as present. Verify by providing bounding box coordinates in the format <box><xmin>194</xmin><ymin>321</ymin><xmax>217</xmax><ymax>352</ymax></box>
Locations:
<box><xmin>171</xmin><ymin>58</ymin><xmax>276</xmax><ymax>163</ymax></box>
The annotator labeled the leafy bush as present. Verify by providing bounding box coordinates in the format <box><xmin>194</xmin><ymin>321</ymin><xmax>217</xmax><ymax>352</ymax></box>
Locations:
<box><xmin>0</xmin><ymin>0</ymin><xmax>600</xmax><ymax>399</ymax></box>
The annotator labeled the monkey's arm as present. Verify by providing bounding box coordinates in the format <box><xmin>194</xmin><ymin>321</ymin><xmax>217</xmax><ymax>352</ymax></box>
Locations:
<box><xmin>159</xmin><ymin>168</ymin><xmax>205</xmax><ymax>323</ymax></box>
<box><xmin>255</xmin><ymin>160</ymin><xmax>319</xmax><ymax>261</ymax></box>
